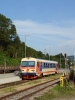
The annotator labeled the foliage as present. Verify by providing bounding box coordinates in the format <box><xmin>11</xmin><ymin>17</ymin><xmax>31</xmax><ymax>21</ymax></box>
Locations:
<box><xmin>0</xmin><ymin>14</ymin><xmax>66</xmax><ymax>67</ymax></box>
<box><xmin>34</xmin><ymin>83</ymin><xmax>75</xmax><ymax>100</ymax></box>
<box><xmin>0</xmin><ymin>51</ymin><xmax>20</xmax><ymax>66</ymax></box>
<box><xmin>0</xmin><ymin>14</ymin><xmax>20</xmax><ymax>57</ymax></box>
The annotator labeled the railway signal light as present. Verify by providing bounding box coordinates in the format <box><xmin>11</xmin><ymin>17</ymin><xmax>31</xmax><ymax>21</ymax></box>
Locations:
<box><xmin>64</xmin><ymin>53</ymin><xmax>67</xmax><ymax>58</ymax></box>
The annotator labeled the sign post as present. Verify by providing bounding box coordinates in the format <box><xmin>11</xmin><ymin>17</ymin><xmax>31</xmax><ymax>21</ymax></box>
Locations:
<box><xmin>60</xmin><ymin>76</ymin><xmax>64</xmax><ymax>87</ymax></box>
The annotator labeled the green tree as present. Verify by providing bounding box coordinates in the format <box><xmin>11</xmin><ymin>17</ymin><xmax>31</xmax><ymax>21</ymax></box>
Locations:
<box><xmin>0</xmin><ymin>14</ymin><xmax>18</xmax><ymax>51</ymax></box>
<box><xmin>12</xmin><ymin>36</ymin><xmax>21</xmax><ymax>58</ymax></box>
<box><xmin>38</xmin><ymin>51</ymin><xmax>44</xmax><ymax>59</ymax></box>
<box><xmin>0</xmin><ymin>14</ymin><xmax>66</xmax><ymax>68</ymax></box>
<box><xmin>6</xmin><ymin>45</ymin><xmax>15</xmax><ymax>57</ymax></box>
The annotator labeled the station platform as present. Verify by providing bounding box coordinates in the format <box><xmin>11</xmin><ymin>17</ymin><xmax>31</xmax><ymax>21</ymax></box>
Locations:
<box><xmin>0</xmin><ymin>73</ymin><xmax>21</xmax><ymax>85</ymax></box>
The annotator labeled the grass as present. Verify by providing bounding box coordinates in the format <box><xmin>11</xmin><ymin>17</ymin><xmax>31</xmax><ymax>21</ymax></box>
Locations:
<box><xmin>34</xmin><ymin>82</ymin><xmax>75</xmax><ymax>100</ymax></box>
<box><xmin>0</xmin><ymin>74</ymin><xmax>62</xmax><ymax>94</ymax></box>
<box><xmin>0</xmin><ymin>51</ymin><xmax>20</xmax><ymax>66</ymax></box>
<box><xmin>1</xmin><ymin>86</ymin><xmax>17</xmax><ymax>93</ymax></box>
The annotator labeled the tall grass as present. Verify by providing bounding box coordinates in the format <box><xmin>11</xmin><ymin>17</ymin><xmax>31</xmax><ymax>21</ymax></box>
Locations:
<box><xmin>34</xmin><ymin>82</ymin><xmax>75</xmax><ymax>100</ymax></box>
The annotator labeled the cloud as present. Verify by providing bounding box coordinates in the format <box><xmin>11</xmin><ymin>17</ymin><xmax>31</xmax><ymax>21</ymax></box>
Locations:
<box><xmin>61</xmin><ymin>40</ymin><xmax>75</xmax><ymax>51</ymax></box>
<box><xmin>13</xmin><ymin>19</ymin><xmax>75</xmax><ymax>55</ymax></box>
<box><xmin>54</xmin><ymin>39</ymin><xmax>75</xmax><ymax>55</ymax></box>
<box><xmin>13</xmin><ymin>20</ymin><xmax>75</xmax><ymax>37</ymax></box>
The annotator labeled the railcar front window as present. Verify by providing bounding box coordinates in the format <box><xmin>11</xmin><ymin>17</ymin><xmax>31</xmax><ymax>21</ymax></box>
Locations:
<box><xmin>21</xmin><ymin>61</ymin><xmax>28</xmax><ymax>67</ymax></box>
<box><xmin>21</xmin><ymin>61</ymin><xmax>35</xmax><ymax>67</ymax></box>
<box><xmin>28</xmin><ymin>61</ymin><xmax>35</xmax><ymax>67</ymax></box>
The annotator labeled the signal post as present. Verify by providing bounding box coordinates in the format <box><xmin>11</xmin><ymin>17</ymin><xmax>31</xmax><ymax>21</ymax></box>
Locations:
<box><xmin>60</xmin><ymin>76</ymin><xmax>64</xmax><ymax>87</ymax></box>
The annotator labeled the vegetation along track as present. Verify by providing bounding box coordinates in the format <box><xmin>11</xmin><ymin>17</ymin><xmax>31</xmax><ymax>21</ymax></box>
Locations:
<box><xmin>0</xmin><ymin>76</ymin><xmax>68</xmax><ymax>100</ymax></box>
<box><xmin>0</xmin><ymin>73</ymin><xmax>62</xmax><ymax>89</ymax></box>
<box><xmin>0</xmin><ymin>80</ymin><xmax>30</xmax><ymax>89</ymax></box>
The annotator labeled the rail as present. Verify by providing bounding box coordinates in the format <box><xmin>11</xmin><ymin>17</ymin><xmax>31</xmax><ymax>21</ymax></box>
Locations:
<box><xmin>0</xmin><ymin>76</ymin><xmax>68</xmax><ymax>100</ymax></box>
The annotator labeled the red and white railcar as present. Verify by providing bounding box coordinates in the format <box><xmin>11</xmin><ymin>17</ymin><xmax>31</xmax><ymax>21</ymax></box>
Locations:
<box><xmin>20</xmin><ymin>57</ymin><xmax>58</xmax><ymax>80</ymax></box>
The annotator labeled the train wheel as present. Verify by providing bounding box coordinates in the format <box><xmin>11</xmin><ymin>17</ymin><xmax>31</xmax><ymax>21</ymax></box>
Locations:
<box><xmin>22</xmin><ymin>76</ymin><xmax>24</xmax><ymax>80</ymax></box>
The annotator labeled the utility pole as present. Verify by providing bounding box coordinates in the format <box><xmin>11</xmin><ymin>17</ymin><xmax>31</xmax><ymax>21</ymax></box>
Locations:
<box><xmin>64</xmin><ymin>53</ymin><xmax>67</xmax><ymax>69</ymax></box>
<box><xmin>49</xmin><ymin>46</ymin><xmax>50</xmax><ymax>60</ymax></box>
<box><xmin>20</xmin><ymin>34</ymin><xmax>30</xmax><ymax>58</ymax></box>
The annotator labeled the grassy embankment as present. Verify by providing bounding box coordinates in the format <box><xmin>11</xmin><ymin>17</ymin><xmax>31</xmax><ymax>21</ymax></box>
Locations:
<box><xmin>0</xmin><ymin>52</ymin><xmax>21</xmax><ymax>67</ymax></box>
<box><xmin>34</xmin><ymin>82</ymin><xmax>75</xmax><ymax>100</ymax></box>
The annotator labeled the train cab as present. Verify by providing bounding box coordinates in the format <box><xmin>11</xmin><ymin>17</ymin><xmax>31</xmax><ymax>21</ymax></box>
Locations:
<box><xmin>20</xmin><ymin>57</ymin><xmax>38</xmax><ymax>79</ymax></box>
<box><xmin>20</xmin><ymin>57</ymin><xmax>58</xmax><ymax>80</ymax></box>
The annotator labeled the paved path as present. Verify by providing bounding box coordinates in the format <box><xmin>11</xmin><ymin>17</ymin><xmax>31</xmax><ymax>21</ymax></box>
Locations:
<box><xmin>58</xmin><ymin>68</ymin><xmax>70</xmax><ymax>73</ymax></box>
<box><xmin>0</xmin><ymin>73</ymin><xmax>21</xmax><ymax>85</ymax></box>
<box><xmin>0</xmin><ymin>68</ymin><xmax>70</xmax><ymax>85</ymax></box>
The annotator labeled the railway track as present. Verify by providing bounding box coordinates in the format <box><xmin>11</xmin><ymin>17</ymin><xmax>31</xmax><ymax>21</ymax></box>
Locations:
<box><xmin>0</xmin><ymin>73</ymin><xmax>62</xmax><ymax>89</ymax></box>
<box><xmin>0</xmin><ymin>80</ymin><xmax>30</xmax><ymax>89</ymax></box>
<box><xmin>0</xmin><ymin>76</ymin><xmax>68</xmax><ymax>100</ymax></box>
<box><xmin>0</xmin><ymin>73</ymin><xmax>62</xmax><ymax>90</ymax></box>
<box><xmin>0</xmin><ymin>76</ymin><xmax>49</xmax><ymax>90</ymax></box>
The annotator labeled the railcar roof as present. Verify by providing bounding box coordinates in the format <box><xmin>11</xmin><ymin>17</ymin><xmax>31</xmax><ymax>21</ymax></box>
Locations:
<box><xmin>21</xmin><ymin>57</ymin><xmax>58</xmax><ymax>64</ymax></box>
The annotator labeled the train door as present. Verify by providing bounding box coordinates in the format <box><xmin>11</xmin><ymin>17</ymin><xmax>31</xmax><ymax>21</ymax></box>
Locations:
<box><xmin>36</xmin><ymin>62</ymin><xmax>40</xmax><ymax>72</ymax></box>
<box><xmin>56</xmin><ymin>64</ymin><xmax>58</xmax><ymax>73</ymax></box>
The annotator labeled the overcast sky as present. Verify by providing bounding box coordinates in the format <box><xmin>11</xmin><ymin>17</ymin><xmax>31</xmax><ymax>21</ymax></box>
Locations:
<box><xmin>0</xmin><ymin>0</ymin><xmax>75</xmax><ymax>56</ymax></box>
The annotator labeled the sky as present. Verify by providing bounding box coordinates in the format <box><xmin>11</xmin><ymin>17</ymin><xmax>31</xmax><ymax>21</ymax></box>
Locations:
<box><xmin>0</xmin><ymin>0</ymin><xmax>75</xmax><ymax>56</ymax></box>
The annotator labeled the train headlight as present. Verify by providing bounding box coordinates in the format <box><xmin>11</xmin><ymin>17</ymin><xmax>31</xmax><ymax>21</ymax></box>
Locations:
<box><xmin>26</xmin><ymin>69</ymin><xmax>29</xmax><ymax>72</ymax></box>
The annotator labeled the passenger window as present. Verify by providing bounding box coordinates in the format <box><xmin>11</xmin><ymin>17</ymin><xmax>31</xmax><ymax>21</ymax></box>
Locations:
<box><xmin>44</xmin><ymin>63</ymin><xmax>45</xmax><ymax>67</ymax></box>
<box><xmin>46</xmin><ymin>63</ymin><xmax>47</xmax><ymax>67</ymax></box>
<box><xmin>48</xmin><ymin>63</ymin><xmax>49</xmax><ymax>67</ymax></box>
<box><xmin>50</xmin><ymin>63</ymin><xmax>52</xmax><ymax>68</ymax></box>
<box><xmin>41</xmin><ymin>62</ymin><xmax>42</xmax><ymax>67</ymax></box>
